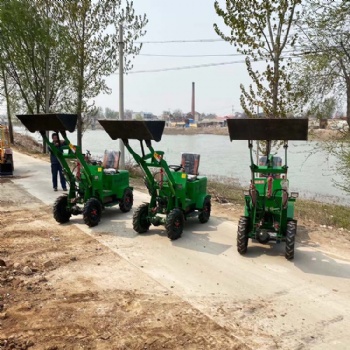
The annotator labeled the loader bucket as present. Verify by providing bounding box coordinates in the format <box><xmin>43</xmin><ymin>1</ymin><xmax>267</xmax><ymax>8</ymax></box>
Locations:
<box><xmin>98</xmin><ymin>120</ymin><xmax>165</xmax><ymax>142</ymax></box>
<box><xmin>227</xmin><ymin>118</ymin><xmax>308</xmax><ymax>141</ymax></box>
<box><xmin>16</xmin><ymin>114</ymin><xmax>78</xmax><ymax>133</ymax></box>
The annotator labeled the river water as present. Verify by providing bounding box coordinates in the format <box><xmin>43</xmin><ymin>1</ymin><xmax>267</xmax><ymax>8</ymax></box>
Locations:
<box><xmin>16</xmin><ymin>127</ymin><xmax>349</xmax><ymax>206</ymax></box>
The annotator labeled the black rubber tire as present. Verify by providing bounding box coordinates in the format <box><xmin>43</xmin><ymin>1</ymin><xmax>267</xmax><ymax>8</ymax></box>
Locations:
<box><xmin>237</xmin><ymin>216</ymin><xmax>249</xmax><ymax>255</ymax></box>
<box><xmin>166</xmin><ymin>208</ymin><xmax>184</xmax><ymax>241</ymax></box>
<box><xmin>53</xmin><ymin>195</ymin><xmax>71</xmax><ymax>224</ymax></box>
<box><xmin>8</xmin><ymin>155</ymin><xmax>14</xmax><ymax>172</ymax></box>
<box><xmin>285</xmin><ymin>220</ymin><xmax>297</xmax><ymax>260</ymax></box>
<box><xmin>83</xmin><ymin>198</ymin><xmax>102</xmax><ymax>227</ymax></box>
<box><xmin>198</xmin><ymin>196</ymin><xmax>211</xmax><ymax>223</ymax></box>
<box><xmin>133</xmin><ymin>203</ymin><xmax>151</xmax><ymax>233</ymax></box>
<box><xmin>119</xmin><ymin>188</ymin><xmax>133</xmax><ymax>212</ymax></box>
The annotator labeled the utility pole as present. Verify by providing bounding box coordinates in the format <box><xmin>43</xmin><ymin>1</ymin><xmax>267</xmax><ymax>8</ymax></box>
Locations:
<box><xmin>44</xmin><ymin>4</ymin><xmax>50</xmax><ymax>153</ymax></box>
<box><xmin>44</xmin><ymin>56</ymin><xmax>50</xmax><ymax>153</ymax></box>
<box><xmin>256</xmin><ymin>104</ymin><xmax>259</xmax><ymax>163</ymax></box>
<box><xmin>118</xmin><ymin>23</ymin><xmax>125</xmax><ymax>169</ymax></box>
<box><xmin>191</xmin><ymin>82</ymin><xmax>195</xmax><ymax>122</ymax></box>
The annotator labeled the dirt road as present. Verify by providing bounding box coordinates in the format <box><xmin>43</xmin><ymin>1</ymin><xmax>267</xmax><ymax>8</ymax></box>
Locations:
<box><xmin>1</xmin><ymin>151</ymin><xmax>349</xmax><ymax>349</ymax></box>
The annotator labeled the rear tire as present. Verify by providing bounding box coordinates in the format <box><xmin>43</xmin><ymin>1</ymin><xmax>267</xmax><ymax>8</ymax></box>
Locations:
<box><xmin>166</xmin><ymin>209</ymin><xmax>184</xmax><ymax>241</ymax></box>
<box><xmin>119</xmin><ymin>188</ymin><xmax>133</xmax><ymax>212</ymax></box>
<box><xmin>237</xmin><ymin>216</ymin><xmax>249</xmax><ymax>255</ymax></box>
<box><xmin>83</xmin><ymin>198</ymin><xmax>102</xmax><ymax>227</ymax></box>
<box><xmin>133</xmin><ymin>203</ymin><xmax>151</xmax><ymax>233</ymax></box>
<box><xmin>7</xmin><ymin>155</ymin><xmax>14</xmax><ymax>172</ymax></box>
<box><xmin>285</xmin><ymin>220</ymin><xmax>297</xmax><ymax>260</ymax></box>
<box><xmin>198</xmin><ymin>196</ymin><xmax>211</xmax><ymax>223</ymax></box>
<box><xmin>53</xmin><ymin>195</ymin><xmax>71</xmax><ymax>223</ymax></box>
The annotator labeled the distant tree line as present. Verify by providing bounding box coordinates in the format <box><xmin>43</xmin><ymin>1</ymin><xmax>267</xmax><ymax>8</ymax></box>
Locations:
<box><xmin>0</xmin><ymin>0</ymin><xmax>147</xmax><ymax>147</ymax></box>
<box><xmin>215</xmin><ymin>0</ymin><xmax>350</xmax><ymax>127</ymax></box>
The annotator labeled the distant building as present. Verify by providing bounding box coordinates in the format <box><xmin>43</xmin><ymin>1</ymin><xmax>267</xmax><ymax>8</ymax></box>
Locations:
<box><xmin>132</xmin><ymin>112</ymin><xmax>158</xmax><ymax>120</ymax></box>
<box><xmin>144</xmin><ymin>113</ymin><xmax>158</xmax><ymax>120</ymax></box>
<box><xmin>132</xmin><ymin>112</ymin><xmax>144</xmax><ymax>120</ymax></box>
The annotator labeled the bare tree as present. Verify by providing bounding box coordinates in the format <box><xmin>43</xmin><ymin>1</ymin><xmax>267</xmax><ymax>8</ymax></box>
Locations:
<box><xmin>57</xmin><ymin>0</ymin><xmax>148</xmax><ymax>148</ymax></box>
<box><xmin>293</xmin><ymin>0</ymin><xmax>350</xmax><ymax>128</ymax></box>
<box><xmin>214</xmin><ymin>0</ymin><xmax>301</xmax><ymax>118</ymax></box>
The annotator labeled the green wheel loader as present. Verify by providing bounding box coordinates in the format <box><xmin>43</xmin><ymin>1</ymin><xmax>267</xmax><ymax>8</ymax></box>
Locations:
<box><xmin>17</xmin><ymin>114</ymin><xmax>133</xmax><ymax>227</ymax></box>
<box><xmin>227</xmin><ymin>118</ymin><xmax>309</xmax><ymax>260</ymax></box>
<box><xmin>98</xmin><ymin>120</ymin><xmax>211</xmax><ymax>240</ymax></box>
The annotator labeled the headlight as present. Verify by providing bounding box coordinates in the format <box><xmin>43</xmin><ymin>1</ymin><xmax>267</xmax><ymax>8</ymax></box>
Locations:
<box><xmin>290</xmin><ymin>192</ymin><xmax>299</xmax><ymax>198</ymax></box>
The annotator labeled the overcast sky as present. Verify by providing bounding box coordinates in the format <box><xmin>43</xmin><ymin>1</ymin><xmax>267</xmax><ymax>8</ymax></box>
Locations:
<box><xmin>94</xmin><ymin>0</ymin><xmax>263</xmax><ymax>117</ymax></box>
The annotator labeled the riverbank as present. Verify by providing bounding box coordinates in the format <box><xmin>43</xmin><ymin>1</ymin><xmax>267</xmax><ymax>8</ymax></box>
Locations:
<box><xmin>12</xmin><ymin>131</ymin><xmax>350</xmax><ymax>231</ymax></box>
<box><xmin>1</xmin><ymin>178</ymin><xmax>245</xmax><ymax>349</ymax></box>
<box><xmin>13</xmin><ymin>122</ymin><xmax>350</xmax><ymax>141</ymax></box>
<box><xmin>2</xmin><ymin>140</ymin><xmax>350</xmax><ymax>349</ymax></box>
<box><xmin>163</xmin><ymin>126</ymin><xmax>348</xmax><ymax>141</ymax></box>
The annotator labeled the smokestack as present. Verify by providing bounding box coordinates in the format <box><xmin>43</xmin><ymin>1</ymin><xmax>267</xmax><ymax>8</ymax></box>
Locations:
<box><xmin>191</xmin><ymin>82</ymin><xmax>195</xmax><ymax>121</ymax></box>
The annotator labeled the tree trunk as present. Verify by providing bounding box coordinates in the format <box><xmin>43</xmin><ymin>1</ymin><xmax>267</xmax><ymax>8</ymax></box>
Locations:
<box><xmin>2</xmin><ymin>65</ymin><xmax>14</xmax><ymax>144</ymax></box>
<box><xmin>76</xmin><ymin>13</ymin><xmax>86</xmax><ymax>149</ymax></box>
<box><xmin>272</xmin><ymin>54</ymin><xmax>280</xmax><ymax>119</ymax></box>
<box><xmin>347</xmin><ymin>79</ymin><xmax>350</xmax><ymax>130</ymax></box>
<box><xmin>77</xmin><ymin>94</ymin><xmax>83</xmax><ymax>149</ymax></box>
<box><xmin>76</xmin><ymin>50</ymin><xmax>84</xmax><ymax>148</ymax></box>
<box><xmin>76</xmin><ymin>70</ymin><xmax>84</xmax><ymax>148</ymax></box>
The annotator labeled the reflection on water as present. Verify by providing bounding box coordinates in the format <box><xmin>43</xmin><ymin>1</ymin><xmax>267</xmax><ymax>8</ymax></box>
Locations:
<box><xmin>16</xmin><ymin>127</ymin><xmax>349</xmax><ymax>206</ymax></box>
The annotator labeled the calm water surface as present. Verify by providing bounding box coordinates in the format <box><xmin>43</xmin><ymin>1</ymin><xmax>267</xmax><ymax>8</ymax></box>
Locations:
<box><xmin>17</xmin><ymin>127</ymin><xmax>349</xmax><ymax>206</ymax></box>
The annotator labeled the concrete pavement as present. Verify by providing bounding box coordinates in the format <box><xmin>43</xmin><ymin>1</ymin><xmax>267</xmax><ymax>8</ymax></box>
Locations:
<box><xmin>10</xmin><ymin>150</ymin><xmax>350</xmax><ymax>349</ymax></box>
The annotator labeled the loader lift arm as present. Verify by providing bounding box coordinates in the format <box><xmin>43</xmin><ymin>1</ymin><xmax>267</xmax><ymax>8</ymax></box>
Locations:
<box><xmin>16</xmin><ymin>114</ymin><xmax>93</xmax><ymax>197</ymax></box>
<box><xmin>99</xmin><ymin>120</ymin><xmax>181</xmax><ymax>208</ymax></box>
<box><xmin>227</xmin><ymin>117</ymin><xmax>309</xmax><ymax>260</ymax></box>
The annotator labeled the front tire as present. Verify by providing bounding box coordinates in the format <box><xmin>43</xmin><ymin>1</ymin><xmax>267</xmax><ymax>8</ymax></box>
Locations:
<box><xmin>119</xmin><ymin>188</ymin><xmax>133</xmax><ymax>212</ymax></box>
<box><xmin>133</xmin><ymin>203</ymin><xmax>151</xmax><ymax>233</ymax></box>
<box><xmin>166</xmin><ymin>209</ymin><xmax>184</xmax><ymax>241</ymax></box>
<box><xmin>198</xmin><ymin>196</ymin><xmax>211</xmax><ymax>223</ymax></box>
<box><xmin>237</xmin><ymin>216</ymin><xmax>249</xmax><ymax>255</ymax></box>
<box><xmin>285</xmin><ymin>220</ymin><xmax>297</xmax><ymax>260</ymax></box>
<box><xmin>53</xmin><ymin>195</ymin><xmax>71</xmax><ymax>223</ymax></box>
<box><xmin>83</xmin><ymin>198</ymin><xmax>102</xmax><ymax>227</ymax></box>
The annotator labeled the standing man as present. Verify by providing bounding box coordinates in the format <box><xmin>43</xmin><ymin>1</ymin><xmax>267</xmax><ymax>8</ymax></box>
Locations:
<box><xmin>50</xmin><ymin>133</ymin><xmax>67</xmax><ymax>191</ymax></box>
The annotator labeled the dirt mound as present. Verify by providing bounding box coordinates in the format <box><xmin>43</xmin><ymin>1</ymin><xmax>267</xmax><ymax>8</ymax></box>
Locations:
<box><xmin>14</xmin><ymin>132</ymin><xmax>42</xmax><ymax>154</ymax></box>
<box><xmin>0</xmin><ymin>180</ymin><xmax>248</xmax><ymax>350</ymax></box>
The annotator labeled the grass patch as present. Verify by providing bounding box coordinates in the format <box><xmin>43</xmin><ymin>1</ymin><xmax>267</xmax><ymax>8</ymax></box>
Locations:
<box><xmin>125</xmin><ymin>161</ymin><xmax>143</xmax><ymax>179</ymax></box>
<box><xmin>208</xmin><ymin>180</ymin><xmax>350</xmax><ymax>230</ymax></box>
<box><xmin>295</xmin><ymin>199</ymin><xmax>350</xmax><ymax>230</ymax></box>
<box><xmin>10</xmin><ymin>132</ymin><xmax>350</xmax><ymax>231</ymax></box>
<box><xmin>13</xmin><ymin>132</ymin><xmax>43</xmax><ymax>154</ymax></box>
<box><xmin>129</xmin><ymin>171</ymin><xmax>350</xmax><ymax>230</ymax></box>
<box><xmin>209</xmin><ymin>178</ymin><xmax>350</xmax><ymax>230</ymax></box>
<box><xmin>207</xmin><ymin>180</ymin><xmax>244</xmax><ymax>204</ymax></box>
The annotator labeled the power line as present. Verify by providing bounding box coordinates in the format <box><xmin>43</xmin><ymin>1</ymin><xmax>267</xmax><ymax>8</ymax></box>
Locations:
<box><xmin>124</xmin><ymin>55</ymin><xmax>299</xmax><ymax>74</ymax></box>
<box><xmin>126</xmin><ymin>59</ymin><xmax>248</xmax><ymax>74</ymax></box>
<box><xmin>140</xmin><ymin>53</ymin><xmax>245</xmax><ymax>57</ymax></box>
<box><xmin>139</xmin><ymin>49</ymin><xmax>306</xmax><ymax>58</ymax></box>
<box><xmin>134</xmin><ymin>38</ymin><xmax>225</xmax><ymax>44</ymax></box>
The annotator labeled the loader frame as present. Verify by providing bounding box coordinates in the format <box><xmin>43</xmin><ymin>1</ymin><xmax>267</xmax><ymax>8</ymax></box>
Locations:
<box><xmin>17</xmin><ymin>114</ymin><xmax>133</xmax><ymax>227</ymax></box>
<box><xmin>227</xmin><ymin>118</ymin><xmax>309</xmax><ymax>259</ymax></box>
<box><xmin>99</xmin><ymin>120</ymin><xmax>211</xmax><ymax>240</ymax></box>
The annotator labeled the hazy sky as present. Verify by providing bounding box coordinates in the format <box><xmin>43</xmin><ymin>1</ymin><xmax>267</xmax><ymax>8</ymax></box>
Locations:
<box><xmin>94</xmin><ymin>0</ymin><xmax>262</xmax><ymax>117</ymax></box>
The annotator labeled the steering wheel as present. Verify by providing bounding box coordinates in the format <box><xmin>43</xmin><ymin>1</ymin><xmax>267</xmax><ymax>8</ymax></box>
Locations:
<box><xmin>169</xmin><ymin>165</ymin><xmax>183</xmax><ymax>172</ymax></box>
